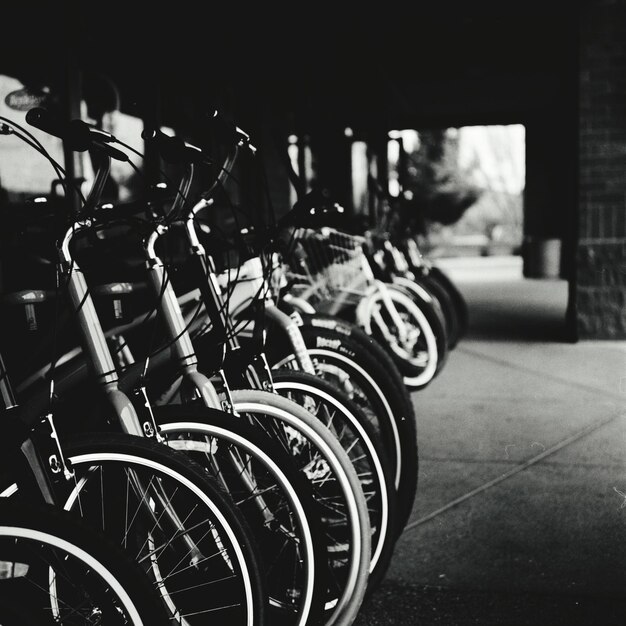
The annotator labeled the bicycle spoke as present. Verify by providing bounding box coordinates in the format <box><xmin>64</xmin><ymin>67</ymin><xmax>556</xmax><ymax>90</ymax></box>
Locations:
<box><xmin>180</xmin><ymin>602</ymin><xmax>242</xmax><ymax>618</ymax></box>
<box><xmin>133</xmin><ymin>487</ymin><xmax>184</xmax><ymax>559</ymax></box>
<box><xmin>121</xmin><ymin>469</ymin><xmax>158</xmax><ymax>545</ymax></box>
<box><xmin>139</xmin><ymin>516</ymin><xmax>214</xmax><ymax>568</ymax></box>
<box><xmin>168</xmin><ymin>572</ymin><xmax>239</xmax><ymax>595</ymax></box>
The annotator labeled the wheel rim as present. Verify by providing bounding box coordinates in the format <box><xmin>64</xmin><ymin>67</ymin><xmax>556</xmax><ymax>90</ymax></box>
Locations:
<box><xmin>64</xmin><ymin>452</ymin><xmax>256</xmax><ymax>626</ymax></box>
<box><xmin>158</xmin><ymin>421</ymin><xmax>317</xmax><ymax>626</ymax></box>
<box><xmin>272</xmin><ymin>380</ymin><xmax>390</xmax><ymax>573</ymax></box>
<box><xmin>0</xmin><ymin>526</ymin><xmax>144</xmax><ymax>625</ymax></box>
<box><xmin>230</xmin><ymin>398</ymin><xmax>365</xmax><ymax>623</ymax></box>
<box><xmin>364</xmin><ymin>290</ymin><xmax>439</xmax><ymax>386</ymax></box>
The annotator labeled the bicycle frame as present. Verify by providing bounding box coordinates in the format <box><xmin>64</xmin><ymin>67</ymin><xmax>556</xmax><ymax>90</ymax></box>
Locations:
<box><xmin>77</xmin><ymin>170</ymin><xmax>289</xmax><ymax>527</ymax></box>
<box><xmin>2</xmin><ymin>149</ymin><xmax>227</xmax><ymax>563</ymax></box>
<box><xmin>0</xmin><ymin>157</ymin><xmax>140</xmax><ymax>507</ymax></box>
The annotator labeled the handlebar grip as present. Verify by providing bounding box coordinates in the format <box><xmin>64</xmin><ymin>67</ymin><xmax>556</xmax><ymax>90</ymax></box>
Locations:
<box><xmin>26</xmin><ymin>111</ymin><xmax>122</xmax><ymax>157</ymax></box>
<box><xmin>25</xmin><ymin>107</ymin><xmax>67</xmax><ymax>140</ymax></box>
<box><xmin>67</xmin><ymin>119</ymin><xmax>116</xmax><ymax>151</ymax></box>
<box><xmin>66</xmin><ymin>119</ymin><xmax>92</xmax><ymax>151</ymax></box>
<box><xmin>26</xmin><ymin>109</ymin><xmax>93</xmax><ymax>153</ymax></box>
<box><xmin>65</xmin><ymin>121</ymin><xmax>127</xmax><ymax>159</ymax></box>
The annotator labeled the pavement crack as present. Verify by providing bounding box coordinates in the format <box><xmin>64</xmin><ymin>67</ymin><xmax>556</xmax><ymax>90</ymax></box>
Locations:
<box><xmin>613</xmin><ymin>487</ymin><xmax>626</xmax><ymax>510</ymax></box>
<box><xmin>420</xmin><ymin>456</ymin><xmax>626</xmax><ymax>469</ymax></box>
<box><xmin>402</xmin><ymin>412</ymin><xmax>624</xmax><ymax>535</ymax></box>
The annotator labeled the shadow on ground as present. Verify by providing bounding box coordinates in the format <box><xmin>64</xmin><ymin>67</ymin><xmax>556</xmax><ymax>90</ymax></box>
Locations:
<box><xmin>355</xmin><ymin>581</ymin><xmax>626</xmax><ymax>626</ymax></box>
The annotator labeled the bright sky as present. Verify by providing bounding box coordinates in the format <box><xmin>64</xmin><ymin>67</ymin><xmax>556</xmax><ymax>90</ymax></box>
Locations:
<box><xmin>457</xmin><ymin>124</ymin><xmax>525</xmax><ymax>195</ymax></box>
<box><xmin>387</xmin><ymin>125</ymin><xmax>525</xmax><ymax>197</ymax></box>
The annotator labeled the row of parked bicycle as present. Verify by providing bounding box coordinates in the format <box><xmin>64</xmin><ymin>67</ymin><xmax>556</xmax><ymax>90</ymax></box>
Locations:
<box><xmin>0</xmin><ymin>107</ymin><xmax>467</xmax><ymax>625</ymax></box>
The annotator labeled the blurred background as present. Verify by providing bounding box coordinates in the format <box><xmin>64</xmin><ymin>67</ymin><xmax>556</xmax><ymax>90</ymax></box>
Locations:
<box><xmin>0</xmin><ymin>1</ymin><xmax>622</xmax><ymax>341</ymax></box>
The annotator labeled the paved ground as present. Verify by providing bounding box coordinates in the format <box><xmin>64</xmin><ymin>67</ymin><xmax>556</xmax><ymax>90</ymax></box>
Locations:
<box><xmin>355</xmin><ymin>257</ymin><xmax>626</xmax><ymax>625</ymax></box>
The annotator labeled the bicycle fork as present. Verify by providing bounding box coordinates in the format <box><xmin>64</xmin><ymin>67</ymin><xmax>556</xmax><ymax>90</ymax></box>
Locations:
<box><xmin>59</xmin><ymin>223</ymin><xmax>207</xmax><ymax>566</ymax></box>
<box><xmin>140</xmin><ymin>223</ymin><xmax>279</xmax><ymax>529</ymax></box>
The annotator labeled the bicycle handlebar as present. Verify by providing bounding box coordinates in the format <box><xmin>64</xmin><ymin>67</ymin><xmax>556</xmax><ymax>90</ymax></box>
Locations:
<box><xmin>141</xmin><ymin>128</ymin><xmax>209</xmax><ymax>165</ymax></box>
<box><xmin>141</xmin><ymin>116</ymin><xmax>255</xmax><ymax>168</ymax></box>
<box><xmin>205</xmin><ymin>110</ymin><xmax>257</xmax><ymax>153</ymax></box>
<box><xmin>144</xmin><ymin>114</ymin><xmax>256</xmax><ymax>210</ymax></box>
<box><xmin>25</xmin><ymin>108</ymin><xmax>129</xmax><ymax>162</ymax></box>
<box><xmin>24</xmin><ymin>107</ymin><xmax>66</xmax><ymax>141</ymax></box>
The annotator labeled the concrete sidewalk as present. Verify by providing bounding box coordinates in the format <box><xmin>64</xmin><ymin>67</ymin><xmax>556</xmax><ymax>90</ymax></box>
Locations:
<box><xmin>356</xmin><ymin>257</ymin><xmax>626</xmax><ymax>625</ymax></box>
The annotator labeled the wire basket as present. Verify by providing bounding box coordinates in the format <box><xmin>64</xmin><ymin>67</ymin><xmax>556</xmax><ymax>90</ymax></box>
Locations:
<box><xmin>280</xmin><ymin>227</ymin><xmax>370</xmax><ymax>307</ymax></box>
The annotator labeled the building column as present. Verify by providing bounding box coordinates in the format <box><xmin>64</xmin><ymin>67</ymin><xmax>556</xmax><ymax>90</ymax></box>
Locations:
<box><xmin>577</xmin><ymin>0</ymin><xmax>626</xmax><ymax>338</ymax></box>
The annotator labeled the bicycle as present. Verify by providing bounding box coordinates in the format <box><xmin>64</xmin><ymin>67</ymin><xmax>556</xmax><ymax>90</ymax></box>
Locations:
<box><xmin>1</xmin><ymin>111</ymin><xmax>269</xmax><ymax>625</ymax></box>
<box><xmin>278</xmin><ymin>221</ymin><xmax>447</xmax><ymax>390</ymax></box>
<box><xmin>86</xmin><ymin>124</ymin><xmax>376</xmax><ymax>625</ymax></box>
<box><xmin>193</xmin><ymin>175</ymin><xmax>421</xmax><ymax>536</ymax></box>
<box><xmin>0</xmin><ymin>347</ymin><xmax>170</xmax><ymax>624</ymax></box>
<box><xmin>155</xmin><ymin>137</ymin><xmax>396</xmax><ymax>594</ymax></box>
<box><xmin>9</xmin><ymin>111</ymin><xmax>378</xmax><ymax>625</ymax></box>
<box><xmin>396</xmin><ymin>236</ymin><xmax>469</xmax><ymax>349</ymax></box>
<box><xmin>367</xmin><ymin>178</ymin><xmax>468</xmax><ymax>350</ymax></box>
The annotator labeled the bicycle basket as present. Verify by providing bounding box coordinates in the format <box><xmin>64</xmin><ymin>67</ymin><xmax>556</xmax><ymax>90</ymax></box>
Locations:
<box><xmin>279</xmin><ymin>227</ymin><xmax>370</xmax><ymax>306</ymax></box>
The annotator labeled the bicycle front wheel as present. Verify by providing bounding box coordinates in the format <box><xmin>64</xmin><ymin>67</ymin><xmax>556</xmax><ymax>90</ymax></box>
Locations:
<box><xmin>358</xmin><ymin>284</ymin><xmax>445</xmax><ymax>390</ymax></box>
<box><xmin>0</xmin><ymin>499</ymin><xmax>170</xmax><ymax>625</ymax></box>
<box><xmin>229</xmin><ymin>389</ymin><xmax>371</xmax><ymax>626</ymax></box>
<box><xmin>267</xmin><ymin>322</ymin><xmax>419</xmax><ymax>534</ymax></box>
<box><xmin>3</xmin><ymin>434</ymin><xmax>268</xmax><ymax>626</ymax></box>
<box><xmin>270</xmin><ymin>369</ymin><xmax>398</xmax><ymax>594</ymax></box>
<box><xmin>152</xmin><ymin>405</ymin><xmax>328</xmax><ymax>626</ymax></box>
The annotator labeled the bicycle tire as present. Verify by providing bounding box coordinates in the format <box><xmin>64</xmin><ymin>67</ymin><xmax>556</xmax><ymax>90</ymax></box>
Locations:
<box><xmin>283</xmin><ymin>312</ymin><xmax>416</xmax><ymax>414</ymax></box>
<box><xmin>414</xmin><ymin>273</ymin><xmax>462</xmax><ymax>349</ymax></box>
<box><xmin>152</xmin><ymin>404</ymin><xmax>328</xmax><ymax>626</ymax></box>
<box><xmin>266</xmin><ymin>322</ymin><xmax>419</xmax><ymax>534</ymax></box>
<box><xmin>4</xmin><ymin>433</ymin><xmax>268</xmax><ymax>626</ymax></box>
<box><xmin>270</xmin><ymin>368</ymin><xmax>398</xmax><ymax>594</ymax></box>
<box><xmin>427</xmin><ymin>265</ymin><xmax>469</xmax><ymax>342</ymax></box>
<box><xmin>228</xmin><ymin>389</ymin><xmax>371</xmax><ymax>626</ymax></box>
<box><xmin>127</xmin><ymin>364</ymin><xmax>362</xmax><ymax>624</ymax></box>
<box><xmin>357</xmin><ymin>283</ymin><xmax>447</xmax><ymax>389</ymax></box>
<box><xmin>0</xmin><ymin>499</ymin><xmax>171</xmax><ymax>625</ymax></box>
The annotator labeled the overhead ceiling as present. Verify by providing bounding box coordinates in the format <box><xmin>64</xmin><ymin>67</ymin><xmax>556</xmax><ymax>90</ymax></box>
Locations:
<box><xmin>2</xmin><ymin>4</ymin><xmax>578</xmax><ymax>131</ymax></box>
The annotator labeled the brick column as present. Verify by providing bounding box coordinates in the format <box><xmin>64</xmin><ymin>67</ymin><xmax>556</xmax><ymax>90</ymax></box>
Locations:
<box><xmin>578</xmin><ymin>0</ymin><xmax>626</xmax><ymax>337</ymax></box>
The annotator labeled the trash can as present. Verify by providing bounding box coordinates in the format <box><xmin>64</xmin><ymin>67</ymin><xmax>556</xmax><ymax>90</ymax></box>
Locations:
<box><xmin>523</xmin><ymin>237</ymin><xmax>562</xmax><ymax>278</ymax></box>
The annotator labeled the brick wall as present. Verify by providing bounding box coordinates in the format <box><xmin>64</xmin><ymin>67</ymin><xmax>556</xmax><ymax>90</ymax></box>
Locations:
<box><xmin>578</xmin><ymin>0</ymin><xmax>626</xmax><ymax>337</ymax></box>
